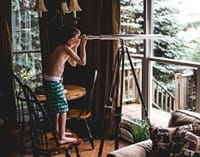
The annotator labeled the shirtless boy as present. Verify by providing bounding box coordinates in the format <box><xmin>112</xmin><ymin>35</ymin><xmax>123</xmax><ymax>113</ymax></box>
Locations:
<box><xmin>44</xmin><ymin>26</ymin><xmax>87</xmax><ymax>144</ymax></box>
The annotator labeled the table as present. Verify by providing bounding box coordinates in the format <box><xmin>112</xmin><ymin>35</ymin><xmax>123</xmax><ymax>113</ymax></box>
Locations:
<box><xmin>36</xmin><ymin>85</ymin><xmax>87</xmax><ymax>102</ymax></box>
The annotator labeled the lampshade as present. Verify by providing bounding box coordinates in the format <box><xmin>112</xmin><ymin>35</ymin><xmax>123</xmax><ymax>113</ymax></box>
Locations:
<box><xmin>69</xmin><ymin>0</ymin><xmax>82</xmax><ymax>12</ymax></box>
<box><xmin>61</xmin><ymin>1</ymin><xmax>71</xmax><ymax>14</ymax></box>
<box><xmin>34</xmin><ymin>0</ymin><xmax>48</xmax><ymax>12</ymax></box>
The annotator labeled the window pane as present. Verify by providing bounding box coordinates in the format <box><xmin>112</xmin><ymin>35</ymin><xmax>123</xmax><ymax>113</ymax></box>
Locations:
<box><xmin>120</xmin><ymin>0</ymin><xmax>145</xmax><ymax>143</ymax></box>
<box><xmin>11</xmin><ymin>0</ymin><xmax>42</xmax><ymax>88</ymax></box>
<box><xmin>13</xmin><ymin>52</ymin><xmax>43</xmax><ymax>88</ymax></box>
<box><xmin>121</xmin><ymin>58</ymin><xmax>143</xmax><ymax>120</ymax></box>
<box><xmin>153</xmin><ymin>0</ymin><xmax>200</xmax><ymax>63</ymax></box>
<box><xmin>120</xmin><ymin>0</ymin><xmax>144</xmax><ymax>54</ymax></box>
<box><xmin>12</xmin><ymin>0</ymin><xmax>40</xmax><ymax>51</ymax></box>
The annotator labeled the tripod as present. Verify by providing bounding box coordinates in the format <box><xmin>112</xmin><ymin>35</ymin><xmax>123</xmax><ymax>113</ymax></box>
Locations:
<box><xmin>98</xmin><ymin>40</ymin><xmax>150</xmax><ymax>156</ymax></box>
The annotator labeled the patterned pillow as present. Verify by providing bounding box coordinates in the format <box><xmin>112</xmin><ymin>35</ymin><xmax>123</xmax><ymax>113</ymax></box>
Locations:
<box><xmin>150</xmin><ymin>124</ymin><xmax>200</xmax><ymax>157</ymax></box>
<box><xmin>150</xmin><ymin>127</ymin><xmax>176</xmax><ymax>157</ymax></box>
<box><xmin>170</xmin><ymin>128</ymin><xmax>200</xmax><ymax>157</ymax></box>
<box><xmin>178</xmin><ymin>123</ymin><xmax>200</xmax><ymax>136</ymax></box>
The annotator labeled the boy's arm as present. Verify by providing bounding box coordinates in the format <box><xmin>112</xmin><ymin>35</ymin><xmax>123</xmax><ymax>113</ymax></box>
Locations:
<box><xmin>66</xmin><ymin>34</ymin><xmax>87</xmax><ymax>66</ymax></box>
<box><xmin>79</xmin><ymin>34</ymin><xmax>87</xmax><ymax>66</ymax></box>
<box><xmin>67</xmin><ymin>47</ymin><xmax>78</xmax><ymax>67</ymax></box>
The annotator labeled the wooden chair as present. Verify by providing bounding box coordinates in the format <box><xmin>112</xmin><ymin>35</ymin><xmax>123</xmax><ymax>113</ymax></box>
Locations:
<box><xmin>13</xmin><ymin>73</ymin><xmax>30</xmax><ymax>152</ymax></box>
<box><xmin>67</xmin><ymin>69</ymin><xmax>98</xmax><ymax>149</ymax></box>
<box><xmin>23</xmin><ymin>84</ymin><xmax>81</xmax><ymax>157</ymax></box>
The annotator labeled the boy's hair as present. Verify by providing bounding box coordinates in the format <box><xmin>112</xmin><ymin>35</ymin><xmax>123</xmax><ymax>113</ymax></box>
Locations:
<box><xmin>59</xmin><ymin>26</ymin><xmax>80</xmax><ymax>44</ymax></box>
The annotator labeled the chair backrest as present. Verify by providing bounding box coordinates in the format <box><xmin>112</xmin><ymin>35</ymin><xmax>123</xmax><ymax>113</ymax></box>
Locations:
<box><xmin>22</xmin><ymin>84</ymin><xmax>60</xmax><ymax>150</ymax></box>
<box><xmin>0</xmin><ymin>91</ymin><xmax>6</xmax><ymax>120</ymax></box>
<box><xmin>87</xmin><ymin>70</ymin><xmax>98</xmax><ymax>112</ymax></box>
<box><xmin>13</xmin><ymin>73</ymin><xmax>24</xmax><ymax>98</ymax></box>
<box><xmin>13</xmin><ymin>73</ymin><xmax>28</xmax><ymax>125</ymax></box>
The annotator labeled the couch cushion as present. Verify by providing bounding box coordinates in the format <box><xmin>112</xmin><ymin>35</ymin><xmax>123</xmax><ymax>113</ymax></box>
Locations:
<box><xmin>106</xmin><ymin>139</ymin><xmax>152</xmax><ymax>157</ymax></box>
<box><xmin>168</xmin><ymin>110</ymin><xmax>200</xmax><ymax>127</ymax></box>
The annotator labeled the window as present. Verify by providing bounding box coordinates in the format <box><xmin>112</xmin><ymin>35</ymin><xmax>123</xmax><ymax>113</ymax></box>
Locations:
<box><xmin>120</xmin><ymin>0</ymin><xmax>200</xmax><ymax>127</ymax></box>
<box><xmin>12</xmin><ymin>0</ymin><xmax>42</xmax><ymax>88</ymax></box>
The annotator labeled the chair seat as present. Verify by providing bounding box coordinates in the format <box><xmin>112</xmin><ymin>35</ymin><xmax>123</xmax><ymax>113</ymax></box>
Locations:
<box><xmin>67</xmin><ymin>109</ymin><xmax>91</xmax><ymax>119</ymax></box>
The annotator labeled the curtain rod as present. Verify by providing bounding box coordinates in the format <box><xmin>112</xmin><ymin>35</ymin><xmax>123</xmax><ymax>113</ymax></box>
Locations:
<box><xmin>86</xmin><ymin>34</ymin><xmax>162</xmax><ymax>40</ymax></box>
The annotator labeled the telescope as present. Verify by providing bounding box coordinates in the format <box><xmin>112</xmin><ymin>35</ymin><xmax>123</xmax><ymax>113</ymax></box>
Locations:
<box><xmin>86</xmin><ymin>34</ymin><xmax>162</xmax><ymax>40</ymax></box>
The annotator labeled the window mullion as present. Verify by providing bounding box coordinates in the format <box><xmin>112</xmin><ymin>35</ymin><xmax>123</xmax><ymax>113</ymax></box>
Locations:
<box><xmin>142</xmin><ymin>0</ymin><xmax>153</xmax><ymax>119</ymax></box>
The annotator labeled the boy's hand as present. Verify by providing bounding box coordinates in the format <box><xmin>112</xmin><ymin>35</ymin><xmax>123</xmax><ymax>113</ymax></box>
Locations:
<box><xmin>80</xmin><ymin>34</ymin><xmax>87</xmax><ymax>46</ymax></box>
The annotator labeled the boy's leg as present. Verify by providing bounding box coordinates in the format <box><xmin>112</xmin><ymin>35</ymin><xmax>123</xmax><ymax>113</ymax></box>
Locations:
<box><xmin>59</xmin><ymin>112</ymin><xmax>67</xmax><ymax>139</ymax></box>
<box><xmin>53</xmin><ymin>113</ymin><xmax>59</xmax><ymax>135</ymax></box>
<box><xmin>58</xmin><ymin>112</ymin><xmax>78</xmax><ymax>144</ymax></box>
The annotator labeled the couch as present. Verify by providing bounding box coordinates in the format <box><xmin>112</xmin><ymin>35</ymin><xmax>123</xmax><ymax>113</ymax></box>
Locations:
<box><xmin>107</xmin><ymin>110</ymin><xmax>200</xmax><ymax>157</ymax></box>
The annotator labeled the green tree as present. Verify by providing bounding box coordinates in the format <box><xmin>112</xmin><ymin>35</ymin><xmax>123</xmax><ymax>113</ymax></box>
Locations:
<box><xmin>120</xmin><ymin>0</ymin><xmax>144</xmax><ymax>53</ymax></box>
<box><xmin>189</xmin><ymin>40</ymin><xmax>200</xmax><ymax>62</ymax></box>
<box><xmin>153</xmin><ymin>0</ymin><xmax>188</xmax><ymax>92</ymax></box>
<box><xmin>120</xmin><ymin>0</ymin><xmax>188</xmax><ymax>93</ymax></box>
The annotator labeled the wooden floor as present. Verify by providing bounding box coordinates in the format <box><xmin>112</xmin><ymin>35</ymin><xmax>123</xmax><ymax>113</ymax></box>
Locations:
<box><xmin>4</xmin><ymin>137</ymin><xmax>129</xmax><ymax>157</ymax></box>
<box><xmin>122</xmin><ymin>103</ymin><xmax>171</xmax><ymax>127</ymax></box>
<box><xmin>0</xmin><ymin>124</ymin><xmax>129</xmax><ymax>157</ymax></box>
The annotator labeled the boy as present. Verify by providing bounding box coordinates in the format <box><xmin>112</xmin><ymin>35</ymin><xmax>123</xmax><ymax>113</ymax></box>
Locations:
<box><xmin>44</xmin><ymin>26</ymin><xmax>87</xmax><ymax>144</ymax></box>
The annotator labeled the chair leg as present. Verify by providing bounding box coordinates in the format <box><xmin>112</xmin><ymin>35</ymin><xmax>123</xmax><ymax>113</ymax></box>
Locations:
<box><xmin>33</xmin><ymin>150</ymin><xmax>40</xmax><ymax>157</ymax></box>
<box><xmin>74</xmin><ymin>145</ymin><xmax>80</xmax><ymax>157</ymax></box>
<box><xmin>84</xmin><ymin>119</ymin><xmax>94</xmax><ymax>149</ymax></box>
<box><xmin>20</xmin><ymin>103</ymin><xmax>30</xmax><ymax>153</ymax></box>
<box><xmin>20</xmin><ymin>124</ymin><xmax>26</xmax><ymax>153</ymax></box>
<box><xmin>47</xmin><ymin>153</ymin><xmax>51</xmax><ymax>157</ymax></box>
<box><xmin>65</xmin><ymin>148</ymin><xmax>71</xmax><ymax>157</ymax></box>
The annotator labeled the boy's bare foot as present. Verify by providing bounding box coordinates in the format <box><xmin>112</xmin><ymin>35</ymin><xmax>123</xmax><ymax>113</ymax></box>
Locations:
<box><xmin>58</xmin><ymin>137</ymin><xmax>78</xmax><ymax>144</ymax></box>
<box><xmin>65</xmin><ymin>132</ymin><xmax>73</xmax><ymax>137</ymax></box>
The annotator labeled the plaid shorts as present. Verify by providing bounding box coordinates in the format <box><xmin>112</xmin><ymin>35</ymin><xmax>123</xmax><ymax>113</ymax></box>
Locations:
<box><xmin>43</xmin><ymin>79</ymin><xmax>68</xmax><ymax>115</ymax></box>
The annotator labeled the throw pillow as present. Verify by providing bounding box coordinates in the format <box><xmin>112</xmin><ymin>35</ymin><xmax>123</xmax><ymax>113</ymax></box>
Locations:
<box><xmin>150</xmin><ymin>127</ymin><xmax>176</xmax><ymax>157</ymax></box>
<box><xmin>170</xmin><ymin>128</ymin><xmax>200</xmax><ymax>157</ymax></box>
<box><xmin>150</xmin><ymin>124</ymin><xmax>200</xmax><ymax>157</ymax></box>
<box><xmin>178</xmin><ymin>123</ymin><xmax>200</xmax><ymax>136</ymax></box>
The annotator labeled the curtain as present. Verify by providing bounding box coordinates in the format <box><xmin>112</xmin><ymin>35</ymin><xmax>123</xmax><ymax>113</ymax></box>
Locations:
<box><xmin>39</xmin><ymin>13</ymin><xmax>50</xmax><ymax>72</ymax></box>
<box><xmin>78</xmin><ymin>0</ymin><xmax>120</xmax><ymax>136</ymax></box>
<box><xmin>0</xmin><ymin>0</ymin><xmax>16</xmax><ymax>127</ymax></box>
<box><xmin>39</xmin><ymin>0</ymin><xmax>120</xmax><ymax>137</ymax></box>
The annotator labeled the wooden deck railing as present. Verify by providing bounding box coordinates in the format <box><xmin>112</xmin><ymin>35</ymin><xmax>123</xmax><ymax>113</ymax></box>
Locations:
<box><xmin>123</xmin><ymin>62</ymin><xmax>197</xmax><ymax>113</ymax></box>
<box><xmin>152</xmin><ymin>78</ymin><xmax>175</xmax><ymax>112</ymax></box>
<box><xmin>175</xmin><ymin>73</ymin><xmax>196</xmax><ymax>111</ymax></box>
<box><xmin>122</xmin><ymin>61</ymin><xmax>175</xmax><ymax>113</ymax></box>
<box><xmin>123</xmin><ymin>60</ymin><xmax>141</xmax><ymax>103</ymax></box>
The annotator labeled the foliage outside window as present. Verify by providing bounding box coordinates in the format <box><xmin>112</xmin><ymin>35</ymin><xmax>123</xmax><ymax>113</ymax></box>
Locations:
<box><xmin>12</xmin><ymin>0</ymin><xmax>42</xmax><ymax>88</ymax></box>
<box><xmin>120</xmin><ymin>0</ymin><xmax>144</xmax><ymax>54</ymax></box>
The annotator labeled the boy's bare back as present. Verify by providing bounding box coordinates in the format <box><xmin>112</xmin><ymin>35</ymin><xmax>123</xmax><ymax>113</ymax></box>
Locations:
<box><xmin>45</xmin><ymin>45</ymin><xmax>71</xmax><ymax>77</ymax></box>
